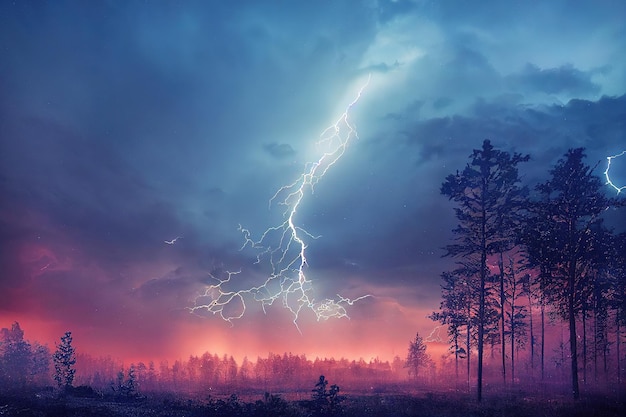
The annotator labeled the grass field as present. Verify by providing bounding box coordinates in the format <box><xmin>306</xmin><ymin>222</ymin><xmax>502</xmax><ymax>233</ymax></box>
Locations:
<box><xmin>1</xmin><ymin>387</ymin><xmax>624</xmax><ymax>417</ymax></box>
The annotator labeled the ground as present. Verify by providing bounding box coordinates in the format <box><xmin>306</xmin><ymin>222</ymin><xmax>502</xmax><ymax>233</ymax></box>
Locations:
<box><xmin>1</xmin><ymin>387</ymin><xmax>624</xmax><ymax>417</ymax></box>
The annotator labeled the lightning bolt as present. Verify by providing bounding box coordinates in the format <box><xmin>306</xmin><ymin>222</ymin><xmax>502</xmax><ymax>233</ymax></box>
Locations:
<box><xmin>605</xmin><ymin>150</ymin><xmax>626</xmax><ymax>194</ymax></box>
<box><xmin>190</xmin><ymin>76</ymin><xmax>373</xmax><ymax>331</ymax></box>
<box><xmin>165</xmin><ymin>236</ymin><xmax>182</xmax><ymax>245</ymax></box>
<box><xmin>425</xmin><ymin>325</ymin><xmax>444</xmax><ymax>343</ymax></box>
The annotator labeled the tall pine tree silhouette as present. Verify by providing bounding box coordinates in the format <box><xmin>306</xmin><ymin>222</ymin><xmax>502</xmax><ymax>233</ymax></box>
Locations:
<box><xmin>441</xmin><ymin>139</ymin><xmax>528</xmax><ymax>402</ymax></box>
<box><xmin>53</xmin><ymin>331</ymin><xmax>76</xmax><ymax>392</ymax></box>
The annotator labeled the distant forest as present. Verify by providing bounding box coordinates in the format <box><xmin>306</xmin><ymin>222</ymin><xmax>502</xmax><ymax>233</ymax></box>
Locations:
<box><xmin>1</xmin><ymin>142</ymin><xmax>625</xmax><ymax>402</ymax></box>
<box><xmin>1</xmin><ymin>321</ymin><xmax>424</xmax><ymax>396</ymax></box>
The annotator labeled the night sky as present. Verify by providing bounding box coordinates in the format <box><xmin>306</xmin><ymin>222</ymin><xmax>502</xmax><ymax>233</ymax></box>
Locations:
<box><xmin>1</xmin><ymin>0</ymin><xmax>625</xmax><ymax>363</ymax></box>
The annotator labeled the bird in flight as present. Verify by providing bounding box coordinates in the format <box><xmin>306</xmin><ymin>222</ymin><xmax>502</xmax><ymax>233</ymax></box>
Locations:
<box><xmin>164</xmin><ymin>236</ymin><xmax>182</xmax><ymax>245</ymax></box>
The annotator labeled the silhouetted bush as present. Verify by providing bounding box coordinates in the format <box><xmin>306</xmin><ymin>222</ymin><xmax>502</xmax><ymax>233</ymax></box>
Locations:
<box><xmin>67</xmin><ymin>384</ymin><xmax>101</xmax><ymax>398</ymax></box>
<box><xmin>253</xmin><ymin>392</ymin><xmax>300</xmax><ymax>417</ymax></box>
<box><xmin>308</xmin><ymin>375</ymin><xmax>345</xmax><ymax>416</ymax></box>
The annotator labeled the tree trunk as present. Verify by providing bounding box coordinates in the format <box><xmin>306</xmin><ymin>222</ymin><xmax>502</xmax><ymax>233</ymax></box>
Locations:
<box><xmin>582</xmin><ymin>307</ymin><xmax>587</xmax><ymax>386</ymax></box>
<box><xmin>499</xmin><ymin>253</ymin><xmax>507</xmax><ymax>385</ymax></box>
<box><xmin>467</xmin><ymin>319</ymin><xmax>471</xmax><ymax>394</ymax></box>
<box><xmin>511</xmin><ymin>317</ymin><xmax>515</xmax><ymax>385</ymax></box>
<box><xmin>568</xmin><ymin>260</ymin><xmax>580</xmax><ymax>399</ymax></box>
<box><xmin>617</xmin><ymin>314</ymin><xmax>621</xmax><ymax>386</ymax></box>
<box><xmin>454</xmin><ymin>333</ymin><xmax>459</xmax><ymax>387</ymax></box>
<box><xmin>509</xmin><ymin>257</ymin><xmax>517</xmax><ymax>385</ymax></box>
<box><xmin>602</xmin><ymin>329</ymin><xmax>609</xmax><ymax>382</ymax></box>
<box><xmin>593</xmin><ymin>306</ymin><xmax>598</xmax><ymax>383</ymax></box>
<box><xmin>477</xmin><ymin>193</ymin><xmax>488</xmax><ymax>403</ymax></box>
<box><xmin>477</xmin><ymin>256</ymin><xmax>486</xmax><ymax>402</ymax></box>
<box><xmin>527</xmin><ymin>283</ymin><xmax>535</xmax><ymax>378</ymax></box>
<box><xmin>541</xmin><ymin>298</ymin><xmax>545</xmax><ymax>381</ymax></box>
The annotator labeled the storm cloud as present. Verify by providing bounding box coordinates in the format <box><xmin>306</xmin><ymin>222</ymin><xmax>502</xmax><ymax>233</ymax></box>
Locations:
<box><xmin>0</xmin><ymin>0</ymin><xmax>624</xmax><ymax>362</ymax></box>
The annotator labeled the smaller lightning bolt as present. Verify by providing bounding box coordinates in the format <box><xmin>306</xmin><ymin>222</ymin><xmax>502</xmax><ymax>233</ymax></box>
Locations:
<box><xmin>313</xmin><ymin>294</ymin><xmax>372</xmax><ymax>321</ymax></box>
<box><xmin>425</xmin><ymin>325</ymin><xmax>444</xmax><ymax>343</ymax></box>
<box><xmin>604</xmin><ymin>151</ymin><xmax>626</xmax><ymax>194</ymax></box>
<box><xmin>165</xmin><ymin>236</ymin><xmax>182</xmax><ymax>245</ymax></box>
<box><xmin>190</xmin><ymin>270</ymin><xmax>247</xmax><ymax>324</ymax></box>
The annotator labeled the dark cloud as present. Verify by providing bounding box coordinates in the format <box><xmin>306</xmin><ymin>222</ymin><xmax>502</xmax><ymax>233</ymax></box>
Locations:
<box><xmin>507</xmin><ymin>63</ymin><xmax>600</xmax><ymax>95</ymax></box>
<box><xmin>131</xmin><ymin>268</ymin><xmax>203</xmax><ymax>301</ymax></box>
<box><xmin>263</xmin><ymin>143</ymin><xmax>296</xmax><ymax>159</ymax></box>
<box><xmin>433</xmin><ymin>97</ymin><xmax>453</xmax><ymax>110</ymax></box>
<box><xmin>360</xmin><ymin>61</ymin><xmax>402</xmax><ymax>74</ymax></box>
<box><xmin>400</xmin><ymin>93</ymin><xmax>626</xmax><ymax>187</ymax></box>
<box><xmin>383</xmin><ymin>100</ymin><xmax>424</xmax><ymax>121</ymax></box>
<box><xmin>0</xmin><ymin>117</ymin><xmax>183</xmax><ymax>262</ymax></box>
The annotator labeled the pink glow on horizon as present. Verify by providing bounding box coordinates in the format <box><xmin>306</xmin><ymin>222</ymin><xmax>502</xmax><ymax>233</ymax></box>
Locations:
<box><xmin>0</xmin><ymin>204</ymin><xmax>444</xmax><ymax>368</ymax></box>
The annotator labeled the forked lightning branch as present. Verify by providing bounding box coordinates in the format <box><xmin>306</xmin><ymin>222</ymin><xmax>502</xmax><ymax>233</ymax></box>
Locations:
<box><xmin>605</xmin><ymin>150</ymin><xmax>626</xmax><ymax>194</ymax></box>
<box><xmin>190</xmin><ymin>76</ymin><xmax>373</xmax><ymax>330</ymax></box>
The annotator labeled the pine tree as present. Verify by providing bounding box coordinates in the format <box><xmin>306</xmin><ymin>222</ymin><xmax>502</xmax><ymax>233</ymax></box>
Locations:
<box><xmin>312</xmin><ymin>374</ymin><xmax>328</xmax><ymax>403</ymax></box>
<box><xmin>611</xmin><ymin>232</ymin><xmax>626</xmax><ymax>385</ymax></box>
<box><xmin>311</xmin><ymin>375</ymin><xmax>344</xmax><ymax>415</ymax></box>
<box><xmin>429</xmin><ymin>268</ymin><xmax>471</xmax><ymax>384</ymax></box>
<box><xmin>441</xmin><ymin>139</ymin><xmax>528</xmax><ymax>401</ymax></box>
<box><xmin>31</xmin><ymin>342</ymin><xmax>51</xmax><ymax>386</ymax></box>
<box><xmin>0</xmin><ymin>322</ymin><xmax>32</xmax><ymax>386</ymax></box>
<box><xmin>503</xmin><ymin>252</ymin><xmax>529</xmax><ymax>384</ymax></box>
<box><xmin>529</xmin><ymin>148</ymin><xmax>618</xmax><ymax>399</ymax></box>
<box><xmin>405</xmin><ymin>332</ymin><xmax>430</xmax><ymax>380</ymax></box>
<box><xmin>126</xmin><ymin>364</ymin><xmax>137</xmax><ymax>396</ymax></box>
<box><xmin>114</xmin><ymin>364</ymin><xmax>139</xmax><ymax>398</ymax></box>
<box><xmin>521</xmin><ymin>191</ymin><xmax>563</xmax><ymax>380</ymax></box>
<box><xmin>53</xmin><ymin>331</ymin><xmax>76</xmax><ymax>391</ymax></box>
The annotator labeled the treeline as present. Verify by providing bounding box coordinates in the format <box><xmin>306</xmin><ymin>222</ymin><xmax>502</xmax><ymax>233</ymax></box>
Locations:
<box><xmin>75</xmin><ymin>352</ymin><xmax>424</xmax><ymax>394</ymax></box>
<box><xmin>2</xmin><ymin>321</ymin><xmax>439</xmax><ymax>395</ymax></box>
<box><xmin>0</xmin><ymin>322</ymin><xmax>52</xmax><ymax>387</ymax></box>
<box><xmin>431</xmin><ymin>142</ymin><xmax>626</xmax><ymax>401</ymax></box>
<box><xmin>0</xmin><ymin>323</ymin><xmax>77</xmax><ymax>392</ymax></box>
